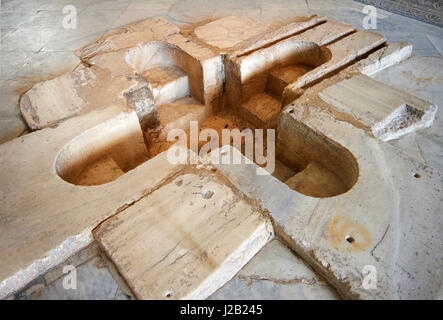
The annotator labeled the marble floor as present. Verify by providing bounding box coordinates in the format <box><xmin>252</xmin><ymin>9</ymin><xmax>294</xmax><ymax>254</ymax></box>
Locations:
<box><xmin>9</xmin><ymin>239</ymin><xmax>340</xmax><ymax>300</ymax></box>
<box><xmin>1</xmin><ymin>0</ymin><xmax>442</xmax><ymax>300</ymax></box>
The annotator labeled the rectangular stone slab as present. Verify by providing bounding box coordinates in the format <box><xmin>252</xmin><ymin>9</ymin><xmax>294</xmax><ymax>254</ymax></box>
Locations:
<box><xmin>240</xmin><ymin>93</ymin><xmax>281</xmax><ymax>128</ymax></box>
<box><xmin>357</xmin><ymin>42</ymin><xmax>412</xmax><ymax>76</ymax></box>
<box><xmin>209</xmin><ymin>129</ymin><xmax>442</xmax><ymax>300</ymax></box>
<box><xmin>93</xmin><ymin>172</ymin><xmax>273</xmax><ymax>300</ymax></box>
<box><xmin>318</xmin><ymin>74</ymin><xmax>438</xmax><ymax>141</ymax></box>
<box><xmin>19</xmin><ymin>66</ymin><xmax>139</xmax><ymax>130</ymax></box>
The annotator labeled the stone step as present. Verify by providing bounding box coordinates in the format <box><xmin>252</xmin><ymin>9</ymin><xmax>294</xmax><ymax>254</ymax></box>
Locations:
<box><xmin>143</xmin><ymin>96</ymin><xmax>211</xmax><ymax>158</ymax></box>
<box><xmin>271</xmin><ymin>159</ymin><xmax>298</xmax><ymax>182</ymax></box>
<box><xmin>75</xmin><ymin>156</ymin><xmax>125</xmax><ymax>186</ymax></box>
<box><xmin>93</xmin><ymin>172</ymin><xmax>272</xmax><ymax>300</ymax></box>
<box><xmin>156</xmin><ymin>96</ymin><xmax>210</xmax><ymax>137</ymax></box>
<box><xmin>142</xmin><ymin>66</ymin><xmax>190</xmax><ymax>106</ymax></box>
<box><xmin>266</xmin><ymin>64</ymin><xmax>311</xmax><ymax>98</ymax></box>
<box><xmin>239</xmin><ymin>93</ymin><xmax>281</xmax><ymax>128</ymax></box>
<box><xmin>285</xmin><ymin>161</ymin><xmax>348</xmax><ymax>198</ymax></box>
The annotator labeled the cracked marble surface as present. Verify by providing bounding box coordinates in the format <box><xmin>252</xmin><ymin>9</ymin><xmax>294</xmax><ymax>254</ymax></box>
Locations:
<box><xmin>209</xmin><ymin>239</ymin><xmax>340</xmax><ymax>300</ymax></box>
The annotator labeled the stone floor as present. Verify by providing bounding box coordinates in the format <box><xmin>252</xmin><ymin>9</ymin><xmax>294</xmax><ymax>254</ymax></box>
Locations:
<box><xmin>9</xmin><ymin>239</ymin><xmax>339</xmax><ymax>300</ymax></box>
<box><xmin>7</xmin><ymin>243</ymin><xmax>133</xmax><ymax>300</ymax></box>
<box><xmin>209</xmin><ymin>239</ymin><xmax>340</xmax><ymax>300</ymax></box>
<box><xmin>1</xmin><ymin>0</ymin><xmax>442</xmax><ymax>300</ymax></box>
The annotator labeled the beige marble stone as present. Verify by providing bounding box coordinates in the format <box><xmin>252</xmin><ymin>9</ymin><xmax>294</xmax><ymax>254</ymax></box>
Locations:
<box><xmin>43</xmin><ymin>243</ymin><xmax>101</xmax><ymax>287</ymax></box>
<box><xmin>76</xmin><ymin>17</ymin><xmax>180</xmax><ymax>60</ymax></box>
<box><xmin>209</xmin><ymin>108</ymin><xmax>441</xmax><ymax>299</ymax></box>
<box><xmin>19</xmin><ymin>67</ymin><xmax>140</xmax><ymax>130</ymax></box>
<box><xmin>358</xmin><ymin>42</ymin><xmax>413</xmax><ymax>76</ymax></box>
<box><xmin>267</xmin><ymin>65</ymin><xmax>310</xmax><ymax>97</ymax></box>
<box><xmin>229</xmin><ymin>15</ymin><xmax>327</xmax><ymax>58</ymax></box>
<box><xmin>94</xmin><ymin>172</ymin><xmax>273</xmax><ymax>300</ymax></box>
<box><xmin>282</xmin><ymin>30</ymin><xmax>387</xmax><ymax>105</ymax></box>
<box><xmin>142</xmin><ymin>66</ymin><xmax>190</xmax><ymax>106</ymax></box>
<box><xmin>319</xmin><ymin>74</ymin><xmax>438</xmax><ymax>141</ymax></box>
<box><xmin>285</xmin><ymin>161</ymin><xmax>349</xmax><ymax>198</ymax></box>
<box><xmin>19</xmin><ymin>18</ymin><xmax>224</xmax><ymax>131</ymax></box>
<box><xmin>2</xmin><ymin>13</ymin><xmax>441</xmax><ymax>302</ymax></box>
<box><xmin>240</xmin><ymin>93</ymin><xmax>281</xmax><ymax>128</ymax></box>
<box><xmin>210</xmin><ymin>239</ymin><xmax>339</xmax><ymax>300</ymax></box>
<box><xmin>194</xmin><ymin>16</ymin><xmax>269</xmax><ymax>50</ymax></box>
<box><xmin>0</xmin><ymin>118</ymin><xmax>27</xmax><ymax>144</ymax></box>
<box><xmin>0</xmin><ymin>105</ymin><xmax>183</xmax><ymax>298</ymax></box>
